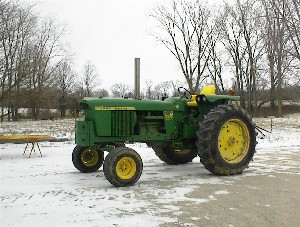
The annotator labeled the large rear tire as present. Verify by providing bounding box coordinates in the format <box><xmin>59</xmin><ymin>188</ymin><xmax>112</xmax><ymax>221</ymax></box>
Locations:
<box><xmin>72</xmin><ymin>146</ymin><xmax>104</xmax><ymax>173</ymax></box>
<box><xmin>103</xmin><ymin>147</ymin><xmax>143</xmax><ymax>187</ymax></box>
<box><xmin>152</xmin><ymin>144</ymin><xmax>197</xmax><ymax>165</ymax></box>
<box><xmin>196</xmin><ymin>105</ymin><xmax>256</xmax><ymax>175</ymax></box>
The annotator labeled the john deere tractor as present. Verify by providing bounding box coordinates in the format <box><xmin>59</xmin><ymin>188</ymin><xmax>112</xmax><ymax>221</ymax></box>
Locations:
<box><xmin>72</xmin><ymin>85</ymin><xmax>256</xmax><ymax>187</ymax></box>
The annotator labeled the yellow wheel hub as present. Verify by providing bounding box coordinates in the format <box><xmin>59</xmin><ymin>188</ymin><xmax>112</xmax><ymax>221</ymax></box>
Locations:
<box><xmin>116</xmin><ymin>157</ymin><xmax>136</xmax><ymax>180</ymax></box>
<box><xmin>218</xmin><ymin>119</ymin><xmax>250</xmax><ymax>163</ymax></box>
<box><xmin>81</xmin><ymin>148</ymin><xmax>98</xmax><ymax>167</ymax></box>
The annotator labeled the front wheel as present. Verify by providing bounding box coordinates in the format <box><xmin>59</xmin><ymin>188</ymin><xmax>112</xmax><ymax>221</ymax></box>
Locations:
<box><xmin>196</xmin><ymin>105</ymin><xmax>256</xmax><ymax>175</ymax></box>
<box><xmin>103</xmin><ymin>147</ymin><xmax>143</xmax><ymax>187</ymax></box>
<box><xmin>72</xmin><ymin>146</ymin><xmax>104</xmax><ymax>173</ymax></box>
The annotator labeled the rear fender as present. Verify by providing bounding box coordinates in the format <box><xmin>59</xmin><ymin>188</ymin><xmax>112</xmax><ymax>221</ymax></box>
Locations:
<box><xmin>196</xmin><ymin>94</ymin><xmax>240</xmax><ymax>104</ymax></box>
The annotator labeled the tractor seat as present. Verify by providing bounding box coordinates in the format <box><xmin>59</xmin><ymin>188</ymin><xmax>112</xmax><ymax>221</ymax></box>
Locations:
<box><xmin>187</xmin><ymin>85</ymin><xmax>216</xmax><ymax>107</ymax></box>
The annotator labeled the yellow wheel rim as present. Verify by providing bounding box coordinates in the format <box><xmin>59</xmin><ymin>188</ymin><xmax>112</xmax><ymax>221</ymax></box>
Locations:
<box><xmin>81</xmin><ymin>148</ymin><xmax>98</xmax><ymax>167</ymax></box>
<box><xmin>218</xmin><ymin>119</ymin><xmax>250</xmax><ymax>164</ymax></box>
<box><xmin>116</xmin><ymin>157</ymin><xmax>136</xmax><ymax>180</ymax></box>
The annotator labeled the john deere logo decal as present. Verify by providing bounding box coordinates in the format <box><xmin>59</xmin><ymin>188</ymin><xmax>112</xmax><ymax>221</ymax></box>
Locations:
<box><xmin>165</xmin><ymin>111</ymin><xmax>173</xmax><ymax>120</ymax></box>
<box><xmin>95</xmin><ymin>106</ymin><xmax>136</xmax><ymax>111</ymax></box>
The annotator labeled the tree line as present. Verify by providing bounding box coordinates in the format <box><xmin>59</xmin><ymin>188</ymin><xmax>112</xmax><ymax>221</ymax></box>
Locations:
<box><xmin>0</xmin><ymin>1</ymin><xmax>101</xmax><ymax>121</ymax></box>
<box><xmin>151</xmin><ymin>0</ymin><xmax>300</xmax><ymax>117</ymax></box>
<box><xmin>0</xmin><ymin>1</ymin><xmax>179</xmax><ymax>121</ymax></box>
<box><xmin>1</xmin><ymin>0</ymin><xmax>300</xmax><ymax>121</ymax></box>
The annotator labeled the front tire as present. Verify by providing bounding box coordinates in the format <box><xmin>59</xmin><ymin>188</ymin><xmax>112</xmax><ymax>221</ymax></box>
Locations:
<box><xmin>196</xmin><ymin>105</ymin><xmax>256</xmax><ymax>175</ymax></box>
<box><xmin>72</xmin><ymin>146</ymin><xmax>104</xmax><ymax>173</ymax></box>
<box><xmin>103</xmin><ymin>147</ymin><xmax>143</xmax><ymax>187</ymax></box>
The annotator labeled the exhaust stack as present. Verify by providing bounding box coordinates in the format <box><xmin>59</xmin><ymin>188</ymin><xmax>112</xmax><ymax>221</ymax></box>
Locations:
<box><xmin>134</xmin><ymin>58</ymin><xmax>140</xmax><ymax>99</ymax></box>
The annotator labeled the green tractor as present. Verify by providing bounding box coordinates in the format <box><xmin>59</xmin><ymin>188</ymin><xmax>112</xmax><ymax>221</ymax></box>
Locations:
<box><xmin>72</xmin><ymin>85</ymin><xmax>256</xmax><ymax>187</ymax></box>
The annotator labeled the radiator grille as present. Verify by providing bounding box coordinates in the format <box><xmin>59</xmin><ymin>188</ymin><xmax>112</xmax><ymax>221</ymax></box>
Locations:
<box><xmin>111</xmin><ymin>111</ymin><xmax>134</xmax><ymax>136</ymax></box>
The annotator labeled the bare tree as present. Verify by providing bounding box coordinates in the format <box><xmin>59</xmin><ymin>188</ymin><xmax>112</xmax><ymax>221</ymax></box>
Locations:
<box><xmin>55</xmin><ymin>59</ymin><xmax>76</xmax><ymax>117</ymax></box>
<box><xmin>219</xmin><ymin>3</ymin><xmax>247</xmax><ymax>108</ymax></box>
<box><xmin>0</xmin><ymin>1</ymin><xmax>37</xmax><ymax>121</ymax></box>
<box><xmin>170</xmin><ymin>79</ymin><xmax>185</xmax><ymax>96</ymax></box>
<box><xmin>283</xmin><ymin>0</ymin><xmax>300</xmax><ymax>61</ymax></box>
<box><xmin>152</xmin><ymin>81</ymin><xmax>171</xmax><ymax>100</ymax></box>
<box><xmin>206</xmin><ymin>28</ymin><xmax>225</xmax><ymax>93</ymax></box>
<box><xmin>150</xmin><ymin>0</ymin><xmax>216</xmax><ymax>93</ymax></box>
<box><xmin>98</xmin><ymin>88</ymin><xmax>109</xmax><ymax>98</ymax></box>
<box><xmin>111</xmin><ymin>83</ymin><xmax>132</xmax><ymax>98</ymax></box>
<box><xmin>144</xmin><ymin>79</ymin><xmax>154</xmax><ymax>99</ymax></box>
<box><xmin>142</xmin><ymin>79</ymin><xmax>185</xmax><ymax>99</ymax></box>
<box><xmin>82</xmin><ymin>61</ymin><xmax>99</xmax><ymax>97</ymax></box>
<box><xmin>220</xmin><ymin>0</ymin><xmax>265</xmax><ymax>114</ymax></box>
<box><xmin>262</xmin><ymin>0</ymin><xmax>291</xmax><ymax>117</ymax></box>
<box><xmin>239</xmin><ymin>0</ymin><xmax>266</xmax><ymax>114</ymax></box>
<box><xmin>26</xmin><ymin>17</ymin><xmax>66</xmax><ymax>120</ymax></box>
<box><xmin>262</xmin><ymin>1</ymin><xmax>277</xmax><ymax>111</ymax></box>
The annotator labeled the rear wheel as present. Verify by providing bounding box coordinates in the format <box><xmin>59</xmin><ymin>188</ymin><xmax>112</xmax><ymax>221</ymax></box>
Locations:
<box><xmin>72</xmin><ymin>146</ymin><xmax>104</xmax><ymax>173</ymax></box>
<box><xmin>103</xmin><ymin>147</ymin><xmax>143</xmax><ymax>187</ymax></box>
<box><xmin>196</xmin><ymin>105</ymin><xmax>256</xmax><ymax>175</ymax></box>
<box><xmin>153</xmin><ymin>144</ymin><xmax>197</xmax><ymax>165</ymax></box>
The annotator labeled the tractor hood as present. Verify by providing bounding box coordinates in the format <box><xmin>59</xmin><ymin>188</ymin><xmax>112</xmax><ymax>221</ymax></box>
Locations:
<box><xmin>80</xmin><ymin>97</ymin><xmax>177</xmax><ymax>111</ymax></box>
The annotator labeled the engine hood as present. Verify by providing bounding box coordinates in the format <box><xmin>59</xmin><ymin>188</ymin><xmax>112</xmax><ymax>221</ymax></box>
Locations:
<box><xmin>80</xmin><ymin>97</ymin><xmax>181</xmax><ymax>111</ymax></box>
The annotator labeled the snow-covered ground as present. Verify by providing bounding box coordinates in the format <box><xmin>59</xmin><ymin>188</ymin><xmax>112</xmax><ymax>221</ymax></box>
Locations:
<box><xmin>1</xmin><ymin>115</ymin><xmax>300</xmax><ymax>226</ymax></box>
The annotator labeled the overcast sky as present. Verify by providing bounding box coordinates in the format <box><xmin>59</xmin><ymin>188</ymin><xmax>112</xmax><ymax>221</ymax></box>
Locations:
<box><xmin>33</xmin><ymin>0</ymin><xmax>183</xmax><ymax>92</ymax></box>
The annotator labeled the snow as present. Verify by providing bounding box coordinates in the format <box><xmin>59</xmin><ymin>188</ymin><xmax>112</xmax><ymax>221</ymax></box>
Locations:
<box><xmin>1</xmin><ymin>114</ymin><xmax>300</xmax><ymax>226</ymax></box>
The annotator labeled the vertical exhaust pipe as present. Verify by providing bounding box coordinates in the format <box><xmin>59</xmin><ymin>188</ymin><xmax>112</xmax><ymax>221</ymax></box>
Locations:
<box><xmin>134</xmin><ymin>58</ymin><xmax>140</xmax><ymax>99</ymax></box>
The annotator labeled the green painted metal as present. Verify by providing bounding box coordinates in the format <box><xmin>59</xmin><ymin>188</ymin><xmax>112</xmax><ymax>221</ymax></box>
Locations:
<box><xmin>204</xmin><ymin>94</ymin><xmax>240</xmax><ymax>102</ymax></box>
<box><xmin>75</xmin><ymin>94</ymin><xmax>240</xmax><ymax>148</ymax></box>
<box><xmin>80</xmin><ymin>97</ymin><xmax>175</xmax><ymax>111</ymax></box>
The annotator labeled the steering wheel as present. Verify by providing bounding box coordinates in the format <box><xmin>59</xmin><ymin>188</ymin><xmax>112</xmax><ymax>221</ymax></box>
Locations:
<box><xmin>178</xmin><ymin>87</ymin><xmax>191</xmax><ymax>99</ymax></box>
